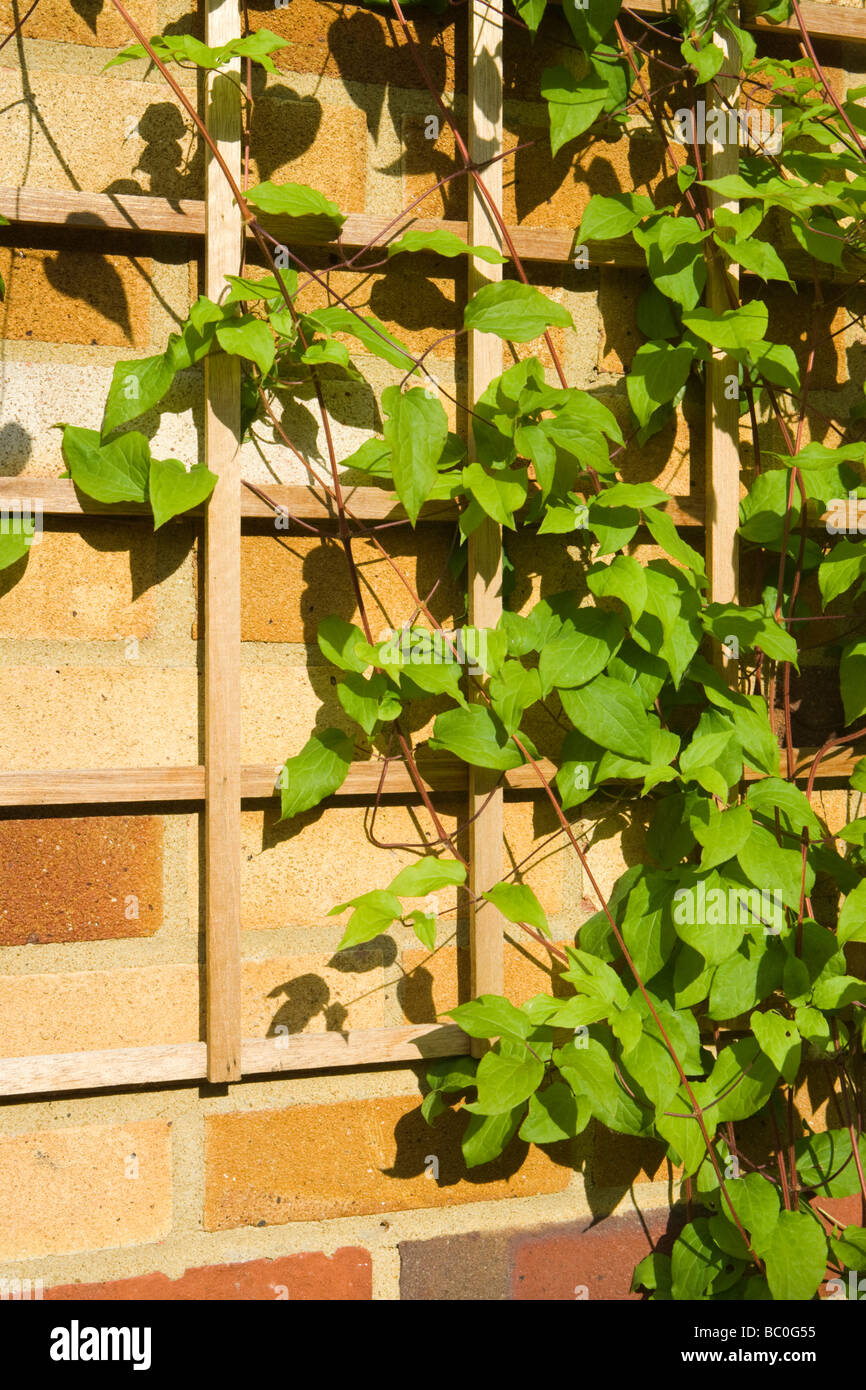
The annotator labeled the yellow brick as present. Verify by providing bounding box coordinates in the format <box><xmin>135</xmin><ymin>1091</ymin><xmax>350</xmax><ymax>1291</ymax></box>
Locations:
<box><xmin>0</xmin><ymin>1120</ymin><xmax>171</xmax><ymax>1260</ymax></box>
<box><xmin>0</xmin><ymin>526</ymin><xmax>157</xmax><ymax>640</ymax></box>
<box><xmin>241</xmin><ymin>952</ymin><xmax>385</xmax><ymax>1035</ymax></box>
<box><xmin>0</xmin><ymin>965</ymin><xmax>200</xmax><ymax>1055</ymax></box>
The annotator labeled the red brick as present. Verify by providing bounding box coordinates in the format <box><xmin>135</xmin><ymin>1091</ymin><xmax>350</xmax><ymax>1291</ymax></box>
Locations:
<box><xmin>510</xmin><ymin>1208</ymin><xmax>684</xmax><ymax>1300</ymax></box>
<box><xmin>0</xmin><ymin>815</ymin><xmax>163</xmax><ymax>944</ymax></box>
<box><xmin>46</xmin><ymin>1250</ymin><xmax>371</xmax><ymax>1301</ymax></box>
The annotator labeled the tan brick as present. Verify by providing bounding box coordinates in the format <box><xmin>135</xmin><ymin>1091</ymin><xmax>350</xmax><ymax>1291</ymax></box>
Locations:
<box><xmin>241</xmin><ymin>952</ymin><xmax>384</xmax><ymax>1035</ymax></box>
<box><xmin>764</xmin><ymin>286</ymin><xmax>847</xmax><ymax>392</ymax></box>
<box><xmin>610</xmin><ymin>397</ymin><xmax>701</xmax><ymax>496</ymax></box>
<box><xmin>0</xmin><ymin>71</ymin><xmax>198</xmax><ymax>199</ymax></box>
<box><xmin>293</xmin><ymin>263</ymin><xmax>463</xmax><ymax>362</ymax></box>
<box><xmin>260</xmin><ymin>0</ymin><xmax>465</xmax><ymax>93</ymax></box>
<box><xmin>0</xmin><ymin>815</ymin><xmax>163</xmax><ymax>945</ymax></box>
<box><xmin>239</xmin><ymin>528</ymin><xmax>462</xmax><ymax>643</ymax></box>
<box><xmin>0</xmin><ymin>667</ymin><xmax>198</xmax><ymax>768</ymax></box>
<box><xmin>0</xmin><ymin>525</ymin><xmax>157</xmax><ymax>640</ymax></box>
<box><xmin>591</xmin><ymin>1125</ymin><xmax>671</xmax><ymax>1188</ymax></box>
<box><xmin>400</xmin><ymin>939</ymin><xmax>569</xmax><ymax>1024</ymax></box>
<box><xmin>0</xmin><ymin>1120</ymin><xmax>171</xmax><ymax>1260</ymax></box>
<box><xmin>598</xmin><ymin>268</ymin><xmax>645</xmax><ymax>375</ymax></box>
<box><xmin>197</xmin><ymin>801</ymin><xmax>462</xmax><ymax>931</ymax></box>
<box><xmin>0</xmin><ymin>0</ymin><xmax>156</xmax><ymax>45</ymax></box>
<box><xmin>250</xmin><ymin>96</ymin><xmax>368</xmax><ymax>214</ymax></box>
<box><xmin>0</xmin><ymin>964</ymin><xmax>199</xmax><ymax>1055</ymax></box>
<box><xmin>0</xmin><ymin>246</ymin><xmax>151</xmax><ymax>349</ymax></box>
<box><xmin>240</xmin><ymin>666</ymin><xmax>349</xmax><ymax>764</ymax></box>
<box><xmin>203</xmin><ymin>1093</ymin><xmax>572</xmax><ymax>1227</ymax></box>
<box><xmin>404</xmin><ymin>117</ymin><xmax>677</xmax><ymax>230</ymax></box>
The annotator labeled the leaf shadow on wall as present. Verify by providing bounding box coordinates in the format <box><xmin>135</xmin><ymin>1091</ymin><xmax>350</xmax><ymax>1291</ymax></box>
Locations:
<box><xmin>384</xmin><ymin>1099</ymin><xmax>581</xmax><ymax>1187</ymax></box>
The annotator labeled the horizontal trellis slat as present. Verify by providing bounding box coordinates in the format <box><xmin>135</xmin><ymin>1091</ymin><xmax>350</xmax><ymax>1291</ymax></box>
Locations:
<box><xmin>0</xmin><ymin>744</ymin><xmax>855</xmax><ymax>808</ymax></box>
<box><xmin>0</xmin><ymin>1023</ymin><xmax>470</xmax><ymax>1096</ymax></box>
<box><xmin>0</xmin><ymin>187</ymin><xmax>858</xmax><ymax>283</ymax></box>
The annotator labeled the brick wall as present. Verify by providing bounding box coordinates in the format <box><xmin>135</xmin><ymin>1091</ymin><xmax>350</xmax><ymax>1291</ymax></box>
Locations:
<box><xmin>0</xmin><ymin>0</ymin><xmax>862</xmax><ymax>1300</ymax></box>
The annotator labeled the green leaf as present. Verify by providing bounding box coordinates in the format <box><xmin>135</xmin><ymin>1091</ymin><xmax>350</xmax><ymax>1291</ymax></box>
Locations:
<box><xmin>841</xmin><ymin>639</ymin><xmax>866</xmax><ymax>724</ymax></box>
<box><xmin>796</xmin><ymin>1130</ymin><xmax>866</xmax><ymax>1197</ymax></box>
<box><xmin>461</xmin><ymin>1104</ymin><xmax>525</xmax><ymax>1168</ymax></box>
<box><xmin>60</xmin><ymin>425</ymin><xmax>149</xmax><ymax>504</ymax></box>
<box><xmin>489</xmin><ymin>660</ymin><xmax>542</xmax><ymax>735</ymax></box>
<box><xmin>300</xmin><ymin>306</ymin><xmax>414</xmax><ymax>370</ymax></box>
<box><xmin>449</xmin><ymin>995</ymin><xmax>530</xmax><ymax>1042</ymax></box>
<box><xmin>426</xmin><ymin>1056</ymin><xmax>478</xmax><ymax>1094</ymax></box>
<box><xmin>682</xmin><ymin>301</ymin><xmax>768</xmax><ymax>350</ymax></box>
<box><xmin>718</xmin><ymin>1172</ymin><xmax>780</xmax><ymax>1248</ymax></box>
<box><xmin>147</xmin><ymin>457</ymin><xmax>216</xmax><ymax>529</ymax></box>
<box><xmin>464</xmin><ymin>282</ymin><xmax>572</xmax><ymax>342</ymax></box>
<box><xmin>626</xmin><ymin>340</ymin><xmax>695</xmax><ymax>429</ymax></box>
<box><xmin>838</xmin><ymin>878</ymin><xmax>866</xmax><ymax>946</ymax></box>
<box><xmin>279</xmin><ymin>729</ymin><xmax>354</xmax><ymax>819</ymax></box>
<box><xmin>0</xmin><ymin>528</ymin><xmax>29</xmax><ymax>572</ymax></box>
<box><xmin>671</xmin><ymin>1220</ymin><xmax>726</xmax><ymax>1300</ymax></box>
<box><xmin>386</xmin><ymin>228</ymin><xmax>505</xmax><ymax>263</ymax></box>
<box><xmin>537</xmin><ymin>608</ymin><xmax>623</xmax><ymax>696</ymax></box>
<box><xmin>540</xmin><ymin>66</ymin><xmax>608</xmax><ymax>155</ymax></box>
<box><xmin>579</xmin><ymin>193</ymin><xmax>653</xmax><ymax>242</ymax></box>
<box><xmin>388</xmin><ymin>857</ymin><xmax>466</xmax><ymax>896</ymax></box>
<box><xmin>430</xmin><ymin>705</ymin><xmax>523</xmax><ymax>771</ymax></box>
<box><xmin>215</xmin><ymin>316</ymin><xmax>275</xmax><ymax>375</ymax></box>
<box><xmin>750</xmin><ymin>1009</ymin><xmax>801</xmax><ymax>1083</ymax></box>
<box><xmin>831</xmin><ymin>1226</ymin><xmax>866</xmax><ymax>1273</ymax></box>
<box><xmin>475</xmin><ymin>1041</ymin><xmax>545</xmax><ymax>1114</ymax></box>
<box><xmin>819</xmin><ymin>539</ymin><xmax>866</xmax><ymax>607</ymax></box>
<box><xmin>330</xmin><ymin>888</ymin><xmax>401</xmax><ymax>950</ymax></box>
<box><xmin>693</xmin><ymin>804</ymin><xmax>753</xmax><ymax>872</ymax></box>
<box><xmin>643</xmin><ymin>506</ymin><xmax>706</xmax><ymax>579</ymax></box>
<box><xmin>317</xmin><ymin>616</ymin><xmax>369</xmax><ymax>673</ymax></box>
<box><xmin>738</xmin><ymin>822</ymin><xmax>813</xmax><ymax>912</ymax></box>
<box><xmin>381</xmin><ymin>385</ymin><xmax>448</xmax><ymax>525</ymax></box>
<box><xmin>587</xmin><ymin>556</ymin><xmax>647</xmax><ymax>625</ymax></box>
<box><xmin>718</xmin><ymin>236</ymin><xmax>793</xmax><ymax>285</ymax></box>
<box><xmin>408</xmin><ymin>909</ymin><xmax>437</xmax><ymax>950</ymax></box>
<box><xmin>557</xmin><ymin>1037</ymin><xmax>646</xmax><ymax>1135</ymax></box>
<box><xmin>761</xmin><ymin>1211</ymin><xmax>827</xmax><ymax>1301</ymax></box>
<box><xmin>745</xmin><ymin>778</ymin><xmax>823</xmax><ymax>838</ymax></box>
<box><xmin>483</xmin><ymin>881</ymin><xmax>549</xmax><ymax>936</ymax></box>
<box><xmin>244</xmin><ymin>181</ymin><xmax>345</xmax><ymax>241</ymax></box>
<box><xmin>559</xmin><ymin>674</ymin><xmax>654</xmax><ymax>760</ymax></box>
<box><xmin>519</xmin><ymin>1083</ymin><xmax>589</xmax><ymax>1142</ymax></box>
<box><xmin>563</xmin><ymin>0</ymin><xmax>621</xmax><ymax>50</ymax></box>
<box><xmin>705</xmin><ymin>1038</ymin><xmax>780</xmax><ymax>1123</ymax></box>
<box><xmin>101</xmin><ymin>354</ymin><xmax>176</xmax><ymax>436</ymax></box>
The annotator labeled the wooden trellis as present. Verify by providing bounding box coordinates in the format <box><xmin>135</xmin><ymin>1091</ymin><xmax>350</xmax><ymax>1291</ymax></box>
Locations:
<box><xmin>0</xmin><ymin>0</ymin><xmax>864</xmax><ymax>1098</ymax></box>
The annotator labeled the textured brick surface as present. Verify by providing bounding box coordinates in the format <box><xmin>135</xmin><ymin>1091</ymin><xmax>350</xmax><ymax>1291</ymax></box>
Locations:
<box><xmin>250</xmin><ymin>96</ymin><xmax>368</xmax><ymax>214</ymax></box>
<box><xmin>0</xmin><ymin>1121</ymin><xmax>172</xmax><ymax>1260</ymax></box>
<box><xmin>0</xmin><ymin>964</ymin><xmax>199</xmax><ymax>1055</ymax></box>
<box><xmin>399</xmin><ymin>940</ymin><xmax>569</xmax><ymax>1024</ymax></box>
<box><xmin>0</xmin><ymin>247</ymin><xmax>151</xmax><ymax>348</ymax></box>
<box><xmin>404</xmin><ymin>117</ymin><xmax>677</xmax><ymax>229</ymax></box>
<box><xmin>46</xmin><ymin>1249</ymin><xmax>372</xmax><ymax>1300</ymax></box>
<box><xmin>294</xmin><ymin>263</ymin><xmax>463</xmax><ymax>363</ymax></box>
<box><xmin>204</xmin><ymin>1094</ymin><xmax>573</xmax><ymax>1228</ymax></box>
<box><xmin>258</xmin><ymin>0</ymin><xmax>466</xmax><ymax>93</ymax></box>
<box><xmin>400</xmin><ymin>1230</ymin><xmax>511</xmax><ymax>1300</ymax></box>
<box><xmin>241</xmin><ymin>952</ymin><xmax>384</xmax><ymax>1036</ymax></box>
<box><xmin>238</xmin><ymin>528</ymin><xmax>462</xmax><ymax>644</ymax></box>
<box><xmin>399</xmin><ymin>1209</ymin><xmax>684</xmax><ymax>1300</ymax></box>
<box><xmin>591</xmin><ymin>1126</ymin><xmax>671</xmax><ymax>1188</ymax></box>
<box><xmin>510</xmin><ymin>1209</ymin><xmax>683</xmax><ymax>1300</ymax></box>
<box><xmin>0</xmin><ymin>0</ymin><xmax>156</xmax><ymax>46</ymax></box>
<box><xmin>0</xmin><ymin>814</ymin><xmax>163</xmax><ymax>944</ymax></box>
<box><xmin>0</xmin><ymin>525</ymin><xmax>158</xmax><ymax>640</ymax></box>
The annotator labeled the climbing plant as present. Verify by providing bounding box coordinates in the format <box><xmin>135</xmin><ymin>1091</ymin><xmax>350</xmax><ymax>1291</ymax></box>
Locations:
<box><xmin>5</xmin><ymin>0</ymin><xmax>866</xmax><ymax>1300</ymax></box>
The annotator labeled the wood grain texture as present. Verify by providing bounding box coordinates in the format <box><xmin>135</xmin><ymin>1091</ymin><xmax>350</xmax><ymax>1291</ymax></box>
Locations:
<box><xmin>0</xmin><ymin>478</ymin><xmax>705</xmax><ymax>527</ymax></box>
<box><xmin>204</xmin><ymin>0</ymin><xmax>243</xmax><ymax>1084</ymax></box>
<box><xmin>0</xmin><ymin>188</ymin><xmax>856</xmax><ymax>281</ymax></box>
<box><xmin>0</xmin><ymin>1025</ymin><xmax>470</xmax><ymax>1098</ymax></box>
<box><xmin>0</xmin><ymin>742</ymin><xmax>851</xmax><ymax>809</ymax></box>
<box><xmin>467</xmin><ymin>0</ymin><xmax>505</xmax><ymax>1036</ymax></box>
<box><xmin>705</xmin><ymin>27</ymin><xmax>741</xmax><ymax>679</ymax></box>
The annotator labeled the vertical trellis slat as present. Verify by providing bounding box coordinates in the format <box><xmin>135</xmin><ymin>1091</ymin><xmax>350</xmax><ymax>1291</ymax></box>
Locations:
<box><xmin>705</xmin><ymin>26</ymin><xmax>741</xmax><ymax>670</ymax></box>
<box><xmin>467</xmin><ymin>0</ymin><xmax>506</xmax><ymax>1031</ymax></box>
<box><xmin>203</xmin><ymin>0</ymin><xmax>243</xmax><ymax>1082</ymax></box>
